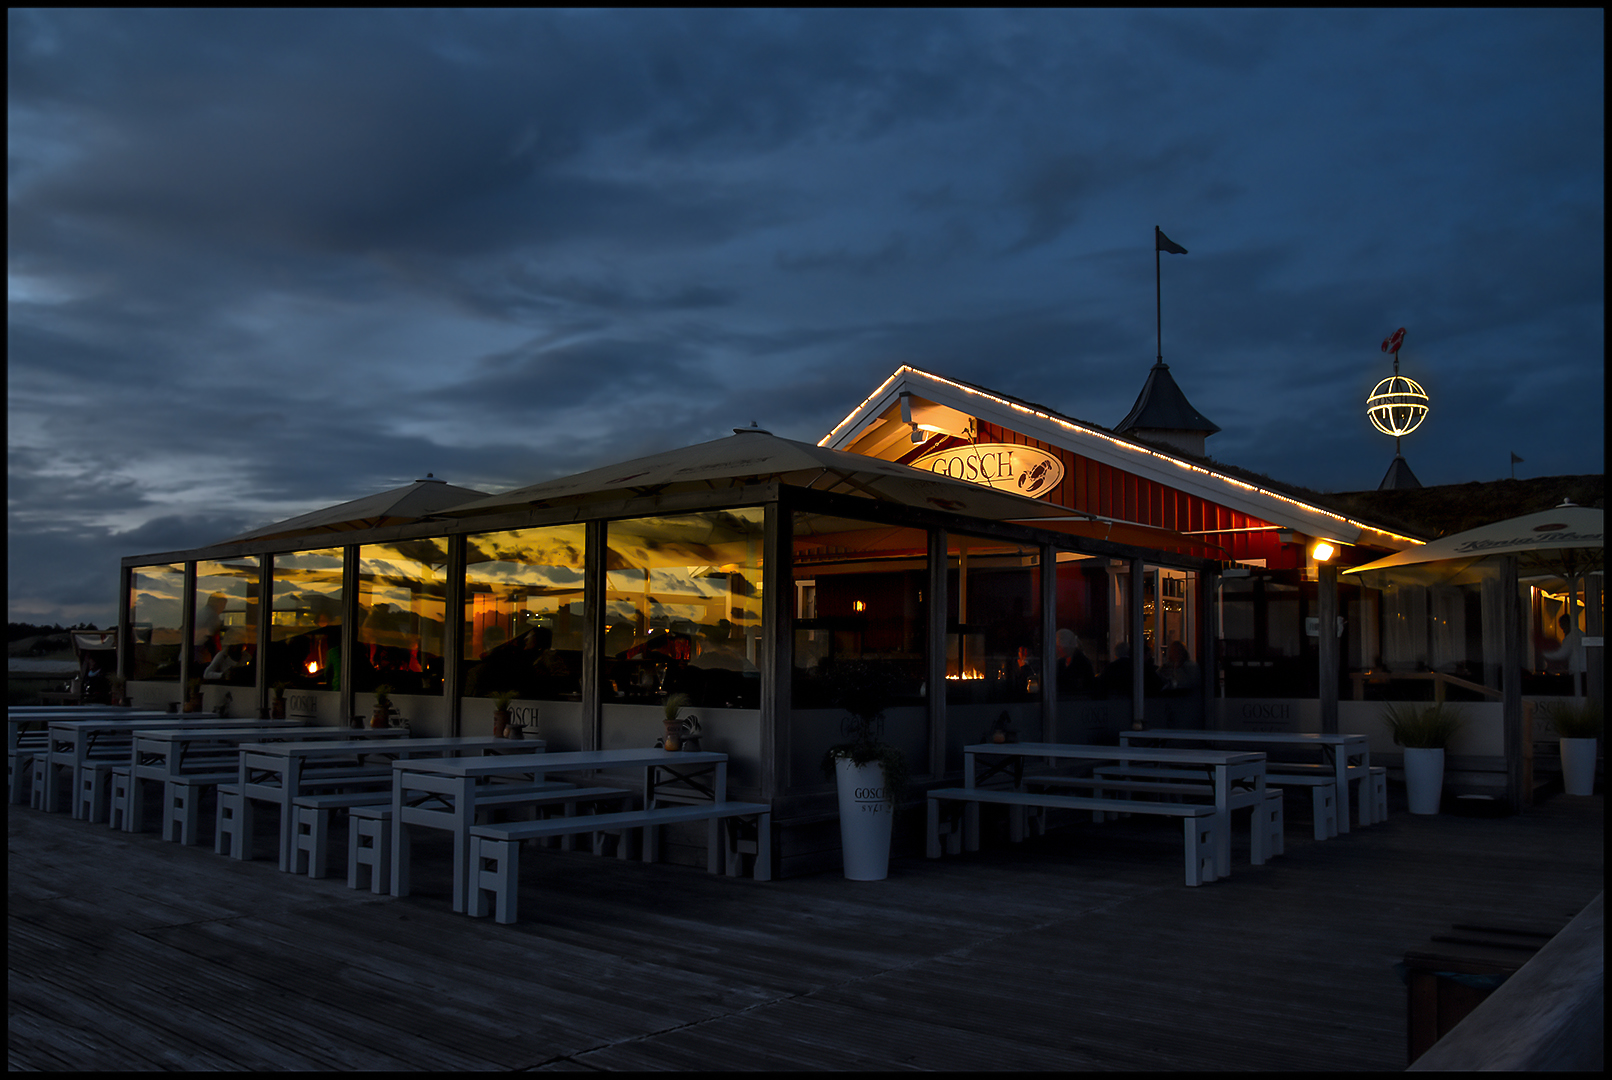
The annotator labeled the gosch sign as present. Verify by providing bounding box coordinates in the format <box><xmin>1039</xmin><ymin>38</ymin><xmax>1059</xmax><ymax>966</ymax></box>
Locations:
<box><xmin>911</xmin><ymin>442</ymin><xmax>1065</xmax><ymax>498</ymax></box>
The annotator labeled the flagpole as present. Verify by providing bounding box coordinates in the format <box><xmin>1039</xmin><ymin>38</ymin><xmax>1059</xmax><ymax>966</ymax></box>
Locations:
<box><xmin>1155</xmin><ymin>226</ymin><xmax>1163</xmax><ymax>365</ymax></box>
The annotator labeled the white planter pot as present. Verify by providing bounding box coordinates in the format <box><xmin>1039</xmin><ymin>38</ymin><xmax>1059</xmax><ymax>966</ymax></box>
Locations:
<box><xmin>1559</xmin><ymin>737</ymin><xmax>1598</xmax><ymax>797</ymax></box>
<box><xmin>1403</xmin><ymin>747</ymin><xmax>1445</xmax><ymax>815</ymax></box>
<box><xmin>835</xmin><ymin>757</ymin><xmax>894</xmax><ymax>881</ymax></box>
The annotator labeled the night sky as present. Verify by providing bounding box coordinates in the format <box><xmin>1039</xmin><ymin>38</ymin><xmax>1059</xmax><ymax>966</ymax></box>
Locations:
<box><xmin>8</xmin><ymin>9</ymin><xmax>1605</xmax><ymax>627</ymax></box>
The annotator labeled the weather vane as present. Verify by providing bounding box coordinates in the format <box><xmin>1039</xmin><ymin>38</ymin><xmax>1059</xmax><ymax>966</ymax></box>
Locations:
<box><xmin>1366</xmin><ymin>326</ymin><xmax>1429</xmax><ymax>455</ymax></box>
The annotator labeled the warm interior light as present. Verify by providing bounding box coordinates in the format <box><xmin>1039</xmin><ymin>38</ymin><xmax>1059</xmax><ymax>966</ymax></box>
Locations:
<box><xmin>1312</xmin><ymin>541</ymin><xmax>1337</xmax><ymax>563</ymax></box>
<box><xmin>305</xmin><ymin>660</ymin><xmax>320</xmax><ymax>674</ymax></box>
<box><xmin>852</xmin><ymin>600</ymin><xmax>867</xmax><ymax>612</ymax></box>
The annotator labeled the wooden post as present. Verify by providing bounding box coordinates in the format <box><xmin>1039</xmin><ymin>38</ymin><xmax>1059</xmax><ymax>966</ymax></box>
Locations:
<box><xmin>1318</xmin><ymin>562</ymin><xmax>1338</xmax><ymax>735</ymax></box>
<box><xmin>1130</xmin><ymin>557</ymin><xmax>1145</xmax><ymax>728</ymax></box>
<box><xmin>1501</xmin><ymin>555</ymin><xmax>1523</xmax><ymax>814</ymax></box>
<box><xmin>928</xmin><ymin>528</ymin><xmax>949</xmax><ymax>780</ymax></box>
<box><xmin>581</xmin><ymin>520</ymin><xmax>606</xmax><ymax>752</ymax></box>
<box><xmin>1041</xmin><ymin>543</ymin><xmax>1057</xmax><ymax>743</ymax></box>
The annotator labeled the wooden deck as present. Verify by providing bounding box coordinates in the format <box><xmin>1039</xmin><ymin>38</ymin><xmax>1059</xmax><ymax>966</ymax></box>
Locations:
<box><xmin>9</xmin><ymin>785</ymin><xmax>1603</xmax><ymax>1071</ymax></box>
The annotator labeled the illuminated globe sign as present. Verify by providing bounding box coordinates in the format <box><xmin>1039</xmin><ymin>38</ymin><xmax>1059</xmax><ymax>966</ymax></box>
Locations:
<box><xmin>910</xmin><ymin>442</ymin><xmax>1065</xmax><ymax>498</ymax></box>
<box><xmin>1366</xmin><ymin>375</ymin><xmax>1430</xmax><ymax>437</ymax></box>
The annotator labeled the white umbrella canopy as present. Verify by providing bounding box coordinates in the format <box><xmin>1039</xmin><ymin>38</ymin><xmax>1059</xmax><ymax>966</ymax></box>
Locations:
<box><xmin>220</xmin><ymin>476</ymin><xmax>491</xmax><ymax>544</ymax></box>
<box><xmin>444</xmin><ymin>427</ymin><xmax>1095</xmax><ymax>526</ymax></box>
<box><xmin>1344</xmin><ymin>504</ymin><xmax>1602</xmax><ymax>587</ymax></box>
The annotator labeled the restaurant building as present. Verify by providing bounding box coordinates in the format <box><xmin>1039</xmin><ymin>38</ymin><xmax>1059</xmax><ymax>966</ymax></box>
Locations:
<box><xmin>116</xmin><ymin>366</ymin><xmax>1601</xmax><ymax>874</ymax></box>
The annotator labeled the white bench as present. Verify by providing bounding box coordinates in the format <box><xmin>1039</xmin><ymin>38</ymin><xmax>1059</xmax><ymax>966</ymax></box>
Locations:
<box><xmin>75</xmin><ymin>759</ymin><xmax>122</xmax><ymax>823</ymax></box>
<box><xmin>926</xmin><ymin>787</ymin><xmax>1221</xmax><ymax>887</ymax></box>
<box><xmin>162</xmin><ymin>771</ymin><xmax>241</xmax><ymax>845</ymax></box>
<box><xmin>467</xmin><ymin>802</ymin><xmax>773</xmax><ymax>924</ymax></box>
<box><xmin>9</xmin><ymin>743</ymin><xmax>46</xmax><ymax>806</ymax></box>
<box><xmin>1266</xmin><ymin>763</ymin><xmax>1387</xmax><ymax>826</ymax></box>
<box><xmin>292</xmin><ymin>791</ymin><xmax>393</xmax><ymax>878</ymax></box>
<box><xmin>1261</xmin><ymin>775</ymin><xmax>1342</xmax><ymax>840</ymax></box>
<box><xmin>1025</xmin><ymin>774</ymin><xmax>1284</xmax><ymax>866</ymax></box>
<box><xmin>348</xmin><ymin>804</ymin><xmax>397</xmax><ymax>894</ymax></box>
<box><xmin>215</xmin><ymin>782</ymin><xmax>253</xmax><ymax>859</ymax></box>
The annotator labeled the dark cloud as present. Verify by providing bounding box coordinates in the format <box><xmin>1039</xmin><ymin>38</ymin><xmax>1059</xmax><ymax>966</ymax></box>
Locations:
<box><xmin>7</xmin><ymin>9</ymin><xmax>1603</xmax><ymax>626</ymax></box>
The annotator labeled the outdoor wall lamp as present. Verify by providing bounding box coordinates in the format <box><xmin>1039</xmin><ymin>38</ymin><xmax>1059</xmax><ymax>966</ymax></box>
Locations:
<box><xmin>1311</xmin><ymin>540</ymin><xmax>1338</xmax><ymax>563</ymax></box>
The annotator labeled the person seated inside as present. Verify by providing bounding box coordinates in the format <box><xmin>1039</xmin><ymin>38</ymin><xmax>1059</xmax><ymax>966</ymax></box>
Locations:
<box><xmin>1161</xmin><ymin>640</ymin><xmax>1200</xmax><ymax>692</ymax></box>
<box><xmin>203</xmin><ymin>643</ymin><xmax>245</xmax><ymax>681</ymax></box>
<box><xmin>1054</xmin><ymin>629</ymin><xmax>1095</xmax><ymax>696</ymax></box>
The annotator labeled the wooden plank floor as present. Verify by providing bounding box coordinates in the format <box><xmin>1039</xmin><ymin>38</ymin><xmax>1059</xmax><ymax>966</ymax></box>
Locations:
<box><xmin>9</xmin><ymin>785</ymin><xmax>1603</xmax><ymax>1071</ymax></box>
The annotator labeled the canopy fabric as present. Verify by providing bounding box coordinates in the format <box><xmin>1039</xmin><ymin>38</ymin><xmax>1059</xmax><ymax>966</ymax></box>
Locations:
<box><xmin>1344</xmin><ymin>505</ymin><xmax>1602</xmax><ymax>588</ymax></box>
<box><xmin>444</xmin><ymin>428</ymin><xmax>1217</xmax><ymax>557</ymax></box>
<box><xmin>221</xmin><ymin>477</ymin><xmax>491</xmax><ymax>543</ymax></box>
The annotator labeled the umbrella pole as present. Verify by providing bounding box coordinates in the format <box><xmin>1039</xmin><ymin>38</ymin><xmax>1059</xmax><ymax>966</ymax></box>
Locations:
<box><xmin>1502</xmin><ymin>555</ymin><xmax>1525</xmax><ymax>813</ymax></box>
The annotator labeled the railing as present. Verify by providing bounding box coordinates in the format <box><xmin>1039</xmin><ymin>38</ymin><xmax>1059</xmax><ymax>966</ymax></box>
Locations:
<box><xmin>1408</xmin><ymin>891</ymin><xmax>1604</xmax><ymax>1071</ymax></box>
<box><xmin>1349</xmin><ymin>670</ymin><xmax>1504</xmax><ymax>702</ymax></box>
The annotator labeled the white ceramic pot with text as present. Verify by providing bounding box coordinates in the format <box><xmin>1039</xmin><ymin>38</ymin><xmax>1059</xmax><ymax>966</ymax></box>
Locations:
<box><xmin>835</xmin><ymin>758</ymin><xmax>894</xmax><ymax>880</ymax></box>
<box><xmin>1559</xmin><ymin>738</ymin><xmax>1598</xmax><ymax>797</ymax></box>
<box><xmin>1402</xmin><ymin>747</ymin><xmax>1445</xmax><ymax>815</ymax></box>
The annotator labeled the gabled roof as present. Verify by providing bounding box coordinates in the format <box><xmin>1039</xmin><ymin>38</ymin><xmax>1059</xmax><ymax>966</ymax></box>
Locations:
<box><xmin>822</xmin><ymin>366</ymin><xmax>1423</xmax><ymax>550</ymax></box>
<box><xmin>1115</xmin><ymin>361</ymin><xmax>1221</xmax><ymax>435</ymax></box>
<box><xmin>443</xmin><ymin>427</ymin><xmax>1223</xmax><ymax>556</ymax></box>
<box><xmin>219</xmin><ymin>475</ymin><xmax>492</xmax><ymax>544</ymax></box>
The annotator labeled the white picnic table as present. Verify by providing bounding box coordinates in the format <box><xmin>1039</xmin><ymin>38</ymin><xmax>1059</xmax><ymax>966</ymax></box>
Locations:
<box><xmin>392</xmin><ymin>748</ymin><xmax>729</xmax><ymax>913</ymax></box>
<box><xmin>963</xmin><ymin>741</ymin><xmax>1268</xmax><ymax>875</ymax></box>
<box><xmin>1119</xmin><ymin>729</ymin><xmax>1373</xmax><ymax>830</ymax></box>
<box><xmin>40</xmin><ymin>716</ymin><xmax>297</xmax><ymax>817</ymax></box>
<box><xmin>235</xmin><ymin>736</ymin><xmax>543</xmax><ymax>871</ymax></box>
<box><xmin>128</xmin><ymin>725</ymin><xmax>407</xmax><ymax>836</ymax></box>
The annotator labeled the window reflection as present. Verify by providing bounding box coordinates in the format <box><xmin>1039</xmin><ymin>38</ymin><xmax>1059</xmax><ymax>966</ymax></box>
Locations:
<box><xmin>605</xmin><ymin>509</ymin><xmax>764</xmax><ymax>710</ymax></box>
<box><xmin>945</xmin><ymin>533</ymin><xmax>1040</xmax><ymax>706</ymax></box>
<box><xmin>1052</xmin><ymin>553</ymin><xmax>1107</xmax><ymax>700</ymax></box>
<box><xmin>463</xmin><ymin>525</ymin><xmax>586</xmax><ymax>702</ymax></box>
<box><xmin>791</xmin><ymin>514</ymin><xmax>928</xmax><ymax>709</ymax></box>
<box><xmin>356</xmin><ymin>540</ymin><xmax>449</xmax><ymax>696</ymax></box>
<box><xmin>193</xmin><ymin>557</ymin><xmax>260</xmax><ymax>688</ymax></box>
<box><xmin>268</xmin><ymin>549</ymin><xmax>344</xmax><ymax>691</ymax></box>
<box><xmin>129</xmin><ymin>564</ymin><xmax>185</xmax><ymax>681</ymax></box>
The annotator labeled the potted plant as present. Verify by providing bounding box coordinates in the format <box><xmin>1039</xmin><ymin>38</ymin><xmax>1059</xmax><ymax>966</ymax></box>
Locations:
<box><xmin>1540</xmin><ymin>699</ymin><xmax>1602</xmax><ymax>797</ymax></box>
<box><xmin>492</xmin><ymin>690</ymin><xmax>518</xmax><ymax>738</ymax></box>
<box><xmin>679</xmin><ymin>714</ymin><xmax>703</xmax><ymax>753</ymax></box>
<box><xmin>184</xmin><ymin>677</ymin><xmax>203</xmax><ymax>713</ymax></box>
<box><xmin>819</xmin><ymin>661</ymin><xmax>910</xmax><ymax>881</ymax></box>
<box><xmin>270</xmin><ymin>681</ymin><xmax>288</xmax><ymax>719</ymax></box>
<box><xmin>661</xmin><ymin>693</ymin><xmax>691</xmax><ymax>751</ymax></box>
<box><xmin>1383</xmin><ymin>702</ymin><xmax>1466</xmax><ymax>814</ymax></box>
<box><xmin>371</xmin><ymin>684</ymin><xmax>394</xmax><ymax>729</ymax></box>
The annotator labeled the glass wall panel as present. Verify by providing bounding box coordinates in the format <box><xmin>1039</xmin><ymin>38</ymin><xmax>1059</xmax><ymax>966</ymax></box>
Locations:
<box><xmin>268</xmin><ymin>548</ymin><xmax>344</xmax><ymax>691</ymax></box>
<box><xmin>1144</xmin><ymin>566</ymin><xmax>1203</xmax><ymax>729</ymax></box>
<box><xmin>356</xmin><ymin>540</ymin><xmax>449</xmax><ymax>696</ymax></box>
<box><xmin>1052</xmin><ymin>552</ymin><xmax>1120</xmax><ymax>740</ymax></box>
<box><xmin>603</xmin><ymin>508</ymin><xmax>764</xmax><ymax>711</ymax></box>
<box><xmin>790</xmin><ymin>512</ymin><xmax>930</xmax><ymax>786</ymax></box>
<box><xmin>128</xmin><ymin>563</ymin><xmax>185</xmax><ymax>681</ymax></box>
<box><xmin>193</xmin><ymin>557</ymin><xmax>261</xmax><ymax>688</ymax></box>
<box><xmin>1216</xmin><ymin>569</ymin><xmax>1312</xmax><ymax>698</ymax></box>
<box><xmin>462</xmin><ymin>524</ymin><xmax>586</xmax><ymax>703</ymax></box>
<box><xmin>945</xmin><ymin>533</ymin><xmax>1042</xmax><ymax>762</ymax></box>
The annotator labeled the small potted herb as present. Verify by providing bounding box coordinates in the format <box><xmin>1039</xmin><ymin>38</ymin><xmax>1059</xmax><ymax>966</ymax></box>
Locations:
<box><xmin>371</xmin><ymin>684</ymin><xmax>395</xmax><ymax>729</ymax></box>
<box><xmin>661</xmin><ymin>693</ymin><xmax>691</xmax><ymax>751</ymax></box>
<box><xmin>492</xmin><ymin>690</ymin><xmax>519</xmax><ymax>738</ymax></box>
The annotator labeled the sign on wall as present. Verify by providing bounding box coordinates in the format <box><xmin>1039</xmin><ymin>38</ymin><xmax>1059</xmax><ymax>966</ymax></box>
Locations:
<box><xmin>910</xmin><ymin>442</ymin><xmax>1066</xmax><ymax>498</ymax></box>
